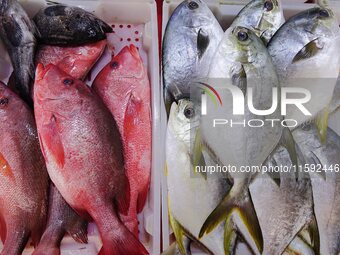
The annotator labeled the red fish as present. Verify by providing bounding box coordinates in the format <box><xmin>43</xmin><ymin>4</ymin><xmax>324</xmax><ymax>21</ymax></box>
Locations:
<box><xmin>32</xmin><ymin>183</ymin><xmax>88</xmax><ymax>255</ymax></box>
<box><xmin>35</xmin><ymin>40</ymin><xmax>107</xmax><ymax>80</ymax></box>
<box><xmin>33</xmin><ymin>64</ymin><xmax>148</xmax><ymax>255</ymax></box>
<box><xmin>0</xmin><ymin>82</ymin><xmax>49</xmax><ymax>255</ymax></box>
<box><xmin>93</xmin><ymin>45</ymin><xmax>151</xmax><ymax>237</ymax></box>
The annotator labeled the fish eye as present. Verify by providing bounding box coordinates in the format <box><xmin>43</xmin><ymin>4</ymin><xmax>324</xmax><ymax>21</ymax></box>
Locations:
<box><xmin>319</xmin><ymin>9</ymin><xmax>329</xmax><ymax>18</ymax></box>
<box><xmin>264</xmin><ymin>1</ymin><xmax>274</xmax><ymax>11</ymax></box>
<box><xmin>63</xmin><ymin>78</ymin><xmax>74</xmax><ymax>86</ymax></box>
<box><xmin>0</xmin><ymin>98</ymin><xmax>8</xmax><ymax>107</ymax></box>
<box><xmin>111</xmin><ymin>61</ymin><xmax>119</xmax><ymax>69</ymax></box>
<box><xmin>184</xmin><ymin>106</ymin><xmax>194</xmax><ymax>119</ymax></box>
<box><xmin>237</xmin><ymin>31</ymin><xmax>249</xmax><ymax>42</ymax></box>
<box><xmin>188</xmin><ymin>1</ymin><xmax>199</xmax><ymax>10</ymax></box>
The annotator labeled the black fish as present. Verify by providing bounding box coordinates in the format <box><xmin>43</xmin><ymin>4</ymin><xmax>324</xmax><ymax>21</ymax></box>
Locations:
<box><xmin>33</xmin><ymin>4</ymin><xmax>112</xmax><ymax>46</ymax></box>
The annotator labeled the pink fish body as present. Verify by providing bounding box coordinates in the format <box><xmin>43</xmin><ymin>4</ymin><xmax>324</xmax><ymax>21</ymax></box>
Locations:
<box><xmin>93</xmin><ymin>45</ymin><xmax>151</xmax><ymax>237</ymax></box>
<box><xmin>0</xmin><ymin>82</ymin><xmax>49</xmax><ymax>255</ymax></box>
<box><xmin>34</xmin><ymin>64</ymin><xmax>148</xmax><ymax>255</ymax></box>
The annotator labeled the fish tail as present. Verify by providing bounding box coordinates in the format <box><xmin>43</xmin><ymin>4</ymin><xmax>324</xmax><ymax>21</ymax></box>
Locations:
<box><xmin>32</xmin><ymin>222</ymin><xmax>65</xmax><ymax>255</ymax></box>
<box><xmin>199</xmin><ymin>182</ymin><xmax>263</xmax><ymax>254</ymax></box>
<box><xmin>92</xmin><ymin>204</ymin><xmax>148</xmax><ymax>255</ymax></box>
<box><xmin>67</xmin><ymin>218</ymin><xmax>88</xmax><ymax>244</ymax></box>
<box><xmin>0</xmin><ymin>223</ymin><xmax>30</xmax><ymax>255</ymax></box>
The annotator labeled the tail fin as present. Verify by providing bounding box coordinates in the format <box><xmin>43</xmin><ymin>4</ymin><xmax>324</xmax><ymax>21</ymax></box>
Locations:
<box><xmin>92</xmin><ymin>204</ymin><xmax>148</xmax><ymax>255</ymax></box>
<box><xmin>199</xmin><ymin>179</ymin><xmax>263</xmax><ymax>254</ymax></box>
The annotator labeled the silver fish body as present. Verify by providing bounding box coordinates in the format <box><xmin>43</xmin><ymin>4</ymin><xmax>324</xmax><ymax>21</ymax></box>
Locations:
<box><xmin>250</xmin><ymin>146</ymin><xmax>315</xmax><ymax>255</ymax></box>
<box><xmin>162</xmin><ymin>0</ymin><xmax>223</xmax><ymax>106</ymax></box>
<box><xmin>293</xmin><ymin>124</ymin><xmax>340</xmax><ymax>255</ymax></box>
<box><xmin>166</xmin><ymin>99</ymin><xmax>229</xmax><ymax>255</ymax></box>
<box><xmin>268</xmin><ymin>7</ymin><xmax>340</xmax><ymax>127</ymax></box>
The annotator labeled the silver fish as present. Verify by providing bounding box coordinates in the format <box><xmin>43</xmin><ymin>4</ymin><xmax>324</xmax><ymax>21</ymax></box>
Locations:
<box><xmin>162</xmin><ymin>0</ymin><xmax>223</xmax><ymax>111</ymax></box>
<box><xmin>0</xmin><ymin>0</ymin><xmax>39</xmax><ymax>106</ymax></box>
<box><xmin>198</xmin><ymin>26</ymin><xmax>296</xmax><ymax>254</ymax></box>
<box><xmin>166</xmin><ymin>99</ymin><xmax>230</xmax><ymax>255</ymax></box>
<box><xmin>267</xmin><ymin>7</ymin><xmax>340</xmax><ymax>141</ymax></box>
<box><xmin>293</xmin><ymin>124</ymin><xmax>340</xmax><ymax>255</ymax></box>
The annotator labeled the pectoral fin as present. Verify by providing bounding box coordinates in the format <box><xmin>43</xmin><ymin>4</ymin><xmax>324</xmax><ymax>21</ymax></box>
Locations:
<box><xmin>192</xmin><ymin>128</ymin><xmax>207</xmax><ymax>179</ymax></box>
<box><xmin>280</xmin><ymin>127</ymin><xmax>298</xmax><ymax>180</ymax></box>
<box><xmin>314</xmin><ymin>107</ymin><xmax>329</xmax><ymax>144</ymax></box>
<box><xmin>292</xmin><ymin>39</ymin><xmax>324</xmax><ymax>63</ymax></box>
<box><xmin>197</xmin><ymin>29</ymin><xmax>210</xmax><ymax>60</ymax></box>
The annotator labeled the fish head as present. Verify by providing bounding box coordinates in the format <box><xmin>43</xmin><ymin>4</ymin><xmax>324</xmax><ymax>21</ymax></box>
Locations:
<box><xmin>234</xmin><ymin>0</ymin><xmax>285</xmax><ymax>44</ymax></box>
<box><xmin>106</xmin><ymin>45</ymin><xmax>144</xmax><ymax>78</ymax></box>
<box><xmin>291</xmin><ymin>7</ymin><xmax>339</xmax><ymax>42</ymax></box>
<box><xmin>169</xmin><ymin>98</ymin><xmax>200</xmax><ymax>146</ymax></box>
<box><xmin>171</xmin><ymin>0</ymin><xmax>215</xmax><ymax>29</ymax></box>
<box><xmin>0</xmin><ymin>81</ymin><xmax>27</xmax><ymax>118</ymax></box>
<box><xmin>34</xmin><ymin>63</ymin><xmax>92</xmax><ymax>117</ymax></box>
<box><xmin>223</xmin><ymin>26</ymin><xmax>267</xmax><ymax>66</ymax></box>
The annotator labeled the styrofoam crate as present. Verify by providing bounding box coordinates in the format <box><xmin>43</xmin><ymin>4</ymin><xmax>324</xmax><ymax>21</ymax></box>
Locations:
<box><xmin>161</xmin><ymin>0</ymin><xmax>340</xmax><ymax>254</ymax></box>
<box><xmin>0</xmin><ymin>0</ymin><xmax>161</xmax><ymax>254</ymax></box>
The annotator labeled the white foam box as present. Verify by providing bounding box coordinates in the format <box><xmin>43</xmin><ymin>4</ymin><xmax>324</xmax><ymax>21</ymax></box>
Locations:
<box><xmin>0</xmin><ymin>0</ymin><xmax>161</xmax><ymax>254</ymax></box>
<box><xmin>160</xmin><ymin>0</ymin><xmax>340</xmax><ymax>254</ymax></box>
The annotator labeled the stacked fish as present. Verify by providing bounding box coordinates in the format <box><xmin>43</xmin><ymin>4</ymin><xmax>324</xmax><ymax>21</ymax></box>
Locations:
<box><xmin>163</xmin><ymin>0</ymin><xmax>340</xmax><ymax>254</ymax></box>
<box><xmin>0</xmin><ymin>1</ymin><xmax>151</xmax><ymax>255</ymax></box>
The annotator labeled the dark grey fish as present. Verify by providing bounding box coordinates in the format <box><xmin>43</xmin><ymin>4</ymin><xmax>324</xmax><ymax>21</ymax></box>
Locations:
<box><xmin>33</xmin><ymin>4</ymin><xmax>112</xmax><ymax>46</ymax></box>
<box><xmin>32</xmin><ymin>183</ymin><xmax>88</xmax><ymax>255</ymax></box>
<box><xmin>0</xmin><ymin>0</ymin><xmax>38</xmax><ymax>106</ymax></box>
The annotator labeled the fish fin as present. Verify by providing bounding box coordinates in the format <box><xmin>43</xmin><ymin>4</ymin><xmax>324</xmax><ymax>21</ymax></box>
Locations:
<box><xmin>197</xmin><ymin>29</ymin><xmax>210</xmax><ymax>60</ymax></box>
<box><xmin>137</xmin><ymin>182</ymin><xmax>150</xmax><ymax>213</ymax></box>
<box><xmin>309</xmin><ymin>151</ymin><xmax>326</xmax><ymax>180</ymax></box>
<box><xmin>192</xmin><ymin>128</ymin><xmax>207</xmax><ymax>179</ymax></box>
<box><xmin>200</xmin><ymin>188</ymin><xmax>263</xmax><ymax>254</ymax></box>
<box><xmin>234</xmin><ymin>205</ymin><xmax>263</xmax><ymax>254</ymax></box>
<box><xmin>231</xmin><ymin>65</ymin><xmax>247</xmax><ymax>95</ymax></box>
<box><xmin>0</xmin><ymin>214</ymin><xmax>6</xmax><ymax>243</ymax></box>
<box><xmin>199</xmin><ymin>190</ymin><xmax>235</xmax><ymax>239</ymax></box>
<box><xmin>68</xmin><ymin>220</ymin><xmax>88</xmax><ymax>244</ymax></box>
<box><xmin>169</xmin><ymin>210</ymin><xmax>188</xmax><ymax>255</ymax></box>
<box><xmin>164</xmin><ymin>87</ymin><xmax>175</xmax><ymax>118</ymax></box>
<box><xmin>267</xmin><ymin>156</ymin><xmax>281</xmax><ymax>186</ymax></box>
<box><xmin>165</xmin><ymin>163</ymin><xmax>168</xmax><ymax>177</ymax></box>
<box><xmin>280</xmin><ymin>127</ymin><xmax>298</xmax><ymax>179</ymax></box>
<box><xmin>307</xmin><ymin>215</ymin><xmax>320</xmax><ymax>255</ymax></box>
<box><xmin>292</xmin><ymin>39</ymin><xmax>324</xmax><ymax>63</ymax></box>
<box><xmin>263</xmin><ymin>146</ymin><xmax>281</xmax><ymax>186</ymax></box>
<box><xmin>224</xmin><ymin>215</ymin><xmax>237</xmax><ymax>255</ymax></box>
<box><xmin>0</xmin><ymin>153</ymin><xmax>15</xmax><ymax>181</ymax></box>
<box><xmin>93</xmin><ymin>205</ymin><xmax>148</xmax><ymax>255</ymax></box>
<box><xmin>314</xmin><ymin>107</ymin><xmax>329</xmax><ymax>144</ymax></box>
<box><xmin>161</xmin><ymin>242</ymin><xmax>177</xmax><ymax>255</ymax></box>
<box><xmin>115</xmin><ymin>176</ymin><xmax>131</xmax><ymax>215</ymax></box>
<box><xmin>40</xmin><ymin>115</ymin><xmax>65</xmax><ymax>168</ymax></box>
